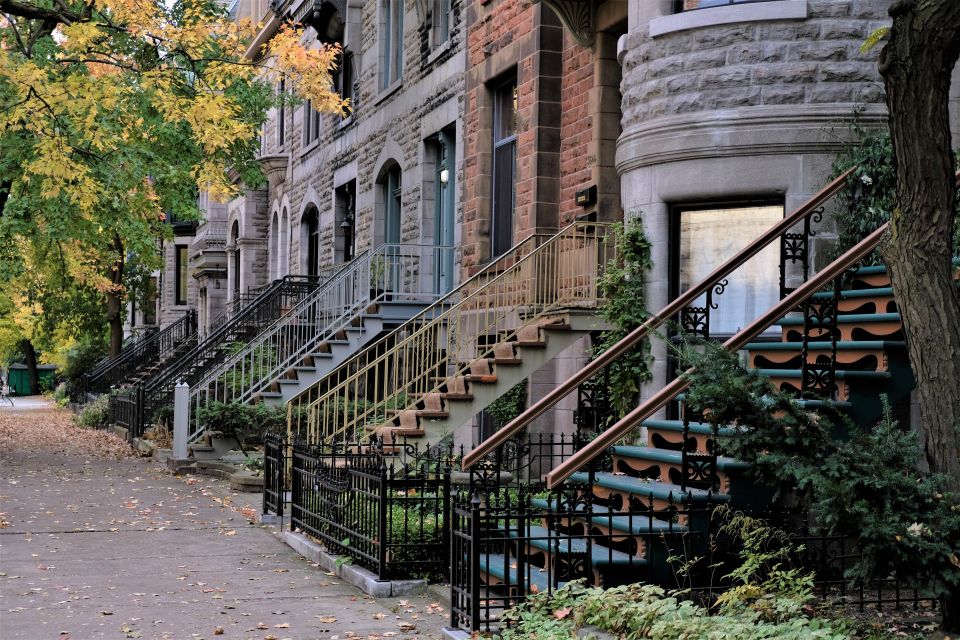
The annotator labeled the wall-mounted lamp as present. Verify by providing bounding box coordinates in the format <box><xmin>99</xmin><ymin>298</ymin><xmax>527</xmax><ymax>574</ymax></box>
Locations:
<box><xmin>214</xmin><ymin>279</ymin><xmax>221</xmax><ymax>290</ymax></box>
<box><xmin>340</xmin><ymin>212</ymin><xmax>355</xmax><ymax>229</ymax></box>
<box><xmin>439</xmin><ymin>168</ymin><xmax>450</xmax><ymax>185</ymax></box>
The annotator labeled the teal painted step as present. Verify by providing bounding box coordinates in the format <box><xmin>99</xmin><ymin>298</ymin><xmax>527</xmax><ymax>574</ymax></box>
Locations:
<box><xmin>502</xmin><ymin>525</ymin><xmax>646</xmax><ymax>568</ymax></box>
<box><xmin>568</xmin><ymin>472</ymin><xmax>728</xmax><ymax>504</ymax></box>
<box><xmin>744</xmin><ymin>340</ymin><xmax>905</xmax><ymax>352</ymax></box>
<box><xmin>611</xmin><ymin>445</ymin><xmax>750</xmax><ymax>472</ymax></box>
<box><xmin>672</xmin><ymin>395</ymin><xmax>853</xmax><ymax>413</ymax></box>
<box><xmin>531</xmin><ymin>498</ymin><xmax>688</xmax><ymax>537</ymax></box>
<box><xmin>810</xmin><ymin>287</ymin><xmax>892</xmax><ymax>301</ymax></box>
<box><xmin>478</xmin><ymin>553</ymin><xmax>558</xmax><ymax>593</ymax></box>
<box><xmin>641</xmin><ymin>418</ymin><xmax>742</xmax><ymax>438</ymax></box>
<box><xmin>775</xmin><ymin>312</ymin><xmax>901</xmax><ymax>327</ymax></box>
<box><xmin>753</xmin><ymin>368</ymin><xmax>892</xmax><ymax>382</ymax></box>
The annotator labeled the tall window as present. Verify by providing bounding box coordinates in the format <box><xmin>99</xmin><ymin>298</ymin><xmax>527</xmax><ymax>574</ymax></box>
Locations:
<box><xmin>144</xmin><ymin>277</ymin><xmax>157</xmax><ymax>325</ymax></box>
<box><xmin>672</xmin><ymin>203</ymin><xmax>783</xmax><ymax>335</ymax></box>
<box><xmin>175</xmin><ymin>245</ymin><xmax>188</xmax><ymax>306</ymax></box>
<box><xmin>433</xmin><ymin>130</ymin><xmax>455</xmax><ymax>292</ymax></box>
<box><xmin>304</xmin><ymin>208</ymin><xmax>321</xmax><ymax>276</ymax></box>
<box><xmin>231</xmin><ymin>221</ymin><xmax>241</xmax><ymax>299</ymax></box>
<box><xmin>335</xmin><ymin>50</ymin><xmax>355</xmax><ymax>118</ymax></box>
<box><xmin>303</xmin><ymin>100</ymin><xmax>322</xmax><ymax>146</ymax></box>
<box><xmin>384</xmin><ymin>166</ymin><xmax>402</xmax><ymax>244</ymax></box>
<box><xmin>380</xmin><ymin>0</ymin><xmax>403</xmax><ymax>89</ymax></box>
<box><xmin>277</xmin><ymin>78</ymin><xmax>286</xmax><ymax>148</ymax></box>
<box><xmin>491</xmin><ymin>76</ymin><xmax>517</xmax><ymax>258</ymax></box>
<box><xmin>336</xmin><ymin>180</ymin><xmax>356</xmax><ymax>263</ymax></box>
<box><xmin>432</xmin><ymin>0</ymin><xmax>451</xmax><ymax>48</ymax></box>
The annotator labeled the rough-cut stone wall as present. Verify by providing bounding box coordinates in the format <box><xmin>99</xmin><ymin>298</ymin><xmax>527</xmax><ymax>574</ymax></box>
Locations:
<box><xmin>253</xmin><ymin>0</ymin><xmax>466</xmax><ymax>280</ymax></box>
<box><xmin>617</xmin><ymin>0</ymin><xmax>893</xmax><ymax>409</ymax></box>
<box><xmin>621</xmin><ymin>1</ymin><xmax>888</xmax><ymax>137</ymax></box>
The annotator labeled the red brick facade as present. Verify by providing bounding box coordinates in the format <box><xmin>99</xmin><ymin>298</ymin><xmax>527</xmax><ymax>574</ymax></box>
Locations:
<box><xmin>460</xmin><ymin>0</ymin><xmax>626</xmax><ymax>275</ymax></box>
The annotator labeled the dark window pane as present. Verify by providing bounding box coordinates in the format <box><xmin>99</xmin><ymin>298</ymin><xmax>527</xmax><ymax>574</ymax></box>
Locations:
<box><xmin>491</xmin><ymin>140</ymin><xmax>515</xmax><ymax>256</ymax></box>
<box><xmin>175</xmin><ymin>245</ymin><xmax>188</xmax><ymax>306</ymax></box>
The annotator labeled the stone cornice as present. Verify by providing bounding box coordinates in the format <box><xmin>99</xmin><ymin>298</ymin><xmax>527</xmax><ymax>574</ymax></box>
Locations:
<box><xmin>616</xmin><ymin>104</ymin><xmax>888</xmax><ymax>173</ymax></box>
<box><xmin>257</xmin><ymin>153</ymin><xmax>289</xmax><ymax>192</ymax></box>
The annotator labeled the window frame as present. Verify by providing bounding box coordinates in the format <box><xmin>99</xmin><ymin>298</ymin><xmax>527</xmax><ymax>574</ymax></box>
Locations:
<box><xmin>490</xmin><ymin>75</ymin><xmax>518</xmax><ymax>259</ymax></box>
<box><xmin>174</xmin><ymin>244</ymin><xmax>188</xmax><ymax>306</ymax></box>
<box><xmin>380</xmin><ymin>0</ymin><xmax>404</xmax><ymax>90</ymax></box>
<box><xmin>384</xmin><ymin>166</ymin><xmax>402</xmax><ymax>245</ymax></box>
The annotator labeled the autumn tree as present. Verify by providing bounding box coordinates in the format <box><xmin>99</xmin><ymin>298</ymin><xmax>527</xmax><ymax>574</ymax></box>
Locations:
<box><xmin>0</xmin><ymin>0</ymin><xmax>346</xmax><ymax>356</ymax></box>
<box><xmin>877</xmin><ymin>0</ymin><xmax>960</xmax><ymax>630</ymax></box>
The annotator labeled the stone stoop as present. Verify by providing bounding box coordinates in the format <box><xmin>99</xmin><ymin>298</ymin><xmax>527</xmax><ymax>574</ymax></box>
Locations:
<box><xmin>229</xmin><ymin>470</ymin><xmax>264</xmax><ymax>492</ymax></box>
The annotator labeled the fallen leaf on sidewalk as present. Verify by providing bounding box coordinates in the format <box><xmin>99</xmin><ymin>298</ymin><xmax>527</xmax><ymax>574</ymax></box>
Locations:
<box><xmin>319</xmin><ymin>616</ymin><xmax>337</xmax><ymax>623</ymax></box>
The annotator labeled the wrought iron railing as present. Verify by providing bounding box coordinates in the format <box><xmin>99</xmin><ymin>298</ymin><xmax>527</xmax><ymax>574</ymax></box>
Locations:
<box><xmin>462</xmin><ymin>170</ymin><xmax>856</xmax><ymax>471</ymax></box>
<box><xmin>85</xmin><ymin>312</ymin><xmax>197</xmax><ymax>394</ymax></box>
<box><xmin>112</xmin><ymin>273</ymin><xmax>332</xmax><ymax>437</ymax></box>
<box><xmin>263</xmin><ymin>433</ymin><xmax>287</xmax><ymax>518</ymax></box>
<box><xmin>188</xmin><ymin>244</ymin><xmax>454</xmax><ymax>444</ymax></box>
<box><xmin>287</xmin><ymin>221</ymin><xmax>616</xmax><ymax>444</ymax></box>
<box><xmin>545</xmin><ymin>223</ymin><xmax>889</xmax><ymax>489</ymax></box>
<box><xmin>288</xmin><ymin>438</ymin><xmax>453</xmax><ymax>581</ymax></box>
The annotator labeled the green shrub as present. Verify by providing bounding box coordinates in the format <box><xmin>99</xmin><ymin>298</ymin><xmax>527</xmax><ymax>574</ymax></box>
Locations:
<box><xmin>61</xmin><ymin>337</ymin><xmax>108</xmax><ymax>387</ymax></box>
<box><xmin>76</xmin><ymin>394</ymin><xmax>111</xmax><ymax>429</ymax></box>
<box><xmin>831</xmin><ymin>128</ymin><xmax>960</xmax><ymax>262</ymax></box>
<box><xmin>195</xmin><ymin>401</ymin><xmax>287</xmax><ymax>444</ymax></box>
<box><xmin>676</xmin><ymin>339</ymin><xmax>960</xmax><ymax>615</ymax></box>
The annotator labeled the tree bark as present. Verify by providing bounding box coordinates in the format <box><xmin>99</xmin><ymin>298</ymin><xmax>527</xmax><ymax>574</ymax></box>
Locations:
<box><xmin>106</xmin><ymin>235</ymin><xmax>125</xmax><ymax>357</ymax></box>
<box><xmin>879</xmin><ymin>2</ymin><xmax>960</xmax><ymax>630</ymax></box>
<box><xmin>879</xmin><ymin>0</ymin><xmax>960</xmax><ymax>491</ymax></box>
<box><xmin>18</xmin><ymin>338</ymin><xmax>39</xmax><ymax>395</ymax></box>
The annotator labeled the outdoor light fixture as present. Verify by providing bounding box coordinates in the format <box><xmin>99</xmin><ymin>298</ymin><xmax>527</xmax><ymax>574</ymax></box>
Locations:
<box><xmin>340</xmin><ymin>212</ymin><xmax>355</xmax><ymax>229</ymax></box>
<box><xmin>440</xmin><ymin>168</ymin><xmax>450</xmax><ymax>184</ymax></box>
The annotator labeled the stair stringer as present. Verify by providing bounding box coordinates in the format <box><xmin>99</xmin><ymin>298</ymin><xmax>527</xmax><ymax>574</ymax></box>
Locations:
<box><xmin>258</xmin><ymin>316</ymin><xmax>387</xmax><ymax>406</ymax></box>
<box><xmin>420</xmin><ymin>311</ymin><xmax>610</xmax><ymax>449</ymax></box>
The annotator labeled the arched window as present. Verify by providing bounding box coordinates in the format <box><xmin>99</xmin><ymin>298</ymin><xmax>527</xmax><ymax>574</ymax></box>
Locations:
<box><xmin>278</xmin><ymin>208</ymin><xmax>289</xmax><ymax>278</ymax></box>
<box><xmin>270</xmin><ymin>211</ymin><xmax>279</xmax><ymax>280</ymax></box>
<box><xmin>383</xmin><ymin>165</ymin><xmax>401</xmax><ymax>244</ymax></box>
<box><xmin>303</xmin><ymin>207</ymin><xmax>321</xmax><ymax>276</ymax></box>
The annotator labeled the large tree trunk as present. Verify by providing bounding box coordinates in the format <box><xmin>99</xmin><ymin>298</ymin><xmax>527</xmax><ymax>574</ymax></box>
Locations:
<box><xmin>18</xmin><ymin>338</ymin><xmax>39</xmax><ymax>395</ymax></box>
<box><xmin>106</xmin><ymin>236</ymin><xmax>125</xmax><ymax>357</ymax></box>
<box><xmin>879</xmin><ymin>1</ymin><xmax>960</xmax><ymax>631</ymax></box>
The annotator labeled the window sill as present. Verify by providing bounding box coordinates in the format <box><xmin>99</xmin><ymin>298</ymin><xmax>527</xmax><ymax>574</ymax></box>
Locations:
<box><xmin>425</xmin><ymin>40</ymin><xmax>451</xmax><ymax>67</ymax></box>
<box><xmin>649</xmin><ymin>0</ymin><xmax>807</xmax><ymax>37</ymax></box>
<box><xmin>300</xmin><ymin>139</ymin><xmax>321</xmax><ymax>158</ymax></box>
<box><xmin>374</xmin><ymin>79</ymin><xmax>403</xmax><ymax>106</ymax></box>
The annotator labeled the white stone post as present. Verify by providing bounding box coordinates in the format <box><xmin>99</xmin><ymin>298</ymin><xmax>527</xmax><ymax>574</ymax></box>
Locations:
<box><xmin>173</xmin><ymin>381</ymin><xmax>190</xmax><ymax>460</ymax></box>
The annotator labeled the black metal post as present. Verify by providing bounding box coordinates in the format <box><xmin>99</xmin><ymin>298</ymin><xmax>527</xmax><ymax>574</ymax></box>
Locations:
<box><xmin>469</xmin><ymin>493</ymin><xmax>482</xmax><ymax>633</ymax></box>
<box><xmin>377</xmin><ymin>460</ymin><xmax>389</xmax><ymax>580</ymax></box>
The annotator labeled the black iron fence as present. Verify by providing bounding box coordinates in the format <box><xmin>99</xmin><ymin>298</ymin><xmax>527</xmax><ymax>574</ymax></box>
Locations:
<box><xmin>286</xmin><ymin>438</ymin><xmax>454</xmax><ymax>581</ymax></box>
<box><xmin>263</xmin><ymin>434</ymin><xmax>287</xmax><ymax>518</ymax></box>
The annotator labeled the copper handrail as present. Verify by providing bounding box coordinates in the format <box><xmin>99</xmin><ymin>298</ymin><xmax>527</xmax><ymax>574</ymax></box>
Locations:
<box><xmin>461</xmin><ymin>168</ymin><xmax>854</xmax><ymax>470</ymax></box>
<box><xmin>544</xmin><ymin>222</ymin><xmax>888</xmax><ymax>489</ymax></box>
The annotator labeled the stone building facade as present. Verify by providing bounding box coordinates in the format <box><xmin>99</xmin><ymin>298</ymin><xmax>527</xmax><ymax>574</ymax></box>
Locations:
<box><xmin>618</xmin><ymin>0</ymin><xmax>894</xmax><ymax>401</ymax></box>
<box><xmin>219</xmin><ymin>0</ymin><xmax>467</xmax><ymax>310</ymax></box>
<box><xmin>459</xmin><ymin>0</ymin><xmax>628</xmax><ymax>441</ymax></box>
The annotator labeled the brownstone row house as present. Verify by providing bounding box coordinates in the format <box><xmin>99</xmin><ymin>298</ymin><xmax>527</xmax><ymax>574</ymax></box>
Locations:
<box><xmin>94</xmin><ymin>1</ymin><xmax>960</xmax><ymax>631</ymax></box>
<box><xmin>115</xmin><ymin>0</ymin><xmax>960</xmax><ymax>448</ymax></box>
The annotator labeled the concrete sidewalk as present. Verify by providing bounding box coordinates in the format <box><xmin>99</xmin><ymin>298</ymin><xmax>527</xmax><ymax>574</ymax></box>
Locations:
<box><xmin>0</xmin><ymin>445</ymin><xmax>447</xmax><ymax>639</ymax></box>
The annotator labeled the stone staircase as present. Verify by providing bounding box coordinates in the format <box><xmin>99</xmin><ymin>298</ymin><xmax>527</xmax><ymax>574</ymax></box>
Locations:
<box><xmin>373</xmin><ymin>311</ymin><xmax>604</xmax><ymax>446</ymax></box>
<box><xmin>474</xmin><ymin>265</ymin><xmax>917</xmax><ymax>594</ymax></box>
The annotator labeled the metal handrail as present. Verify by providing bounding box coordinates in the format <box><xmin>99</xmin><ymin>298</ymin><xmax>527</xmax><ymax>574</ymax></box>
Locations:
<box><xmin>545</xmin><ymin>222</ymin><xmax>889</xmax><ymax>489</ymax></box>
<box><xmin>461</xmin><ymin>169</ymin><xmax>854</xmax><ymax>470</ymax></box>
<box><xmin>189</xmin><ymin>244</ymin><xmax>455</xmax><ymax>443</ymax></box>
<box><xmin>290</xmin><ymin>221</ymin><xmax>616</xmax><ymax>444</ymax></box>
<box><xmin>87</xmin><ymin>312</ymin><xmax>196</xmax><ymax>392</ymax></box>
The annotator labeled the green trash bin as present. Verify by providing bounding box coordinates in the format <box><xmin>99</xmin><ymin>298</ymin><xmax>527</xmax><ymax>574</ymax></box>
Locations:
<box><xmin>6</xmin><ymin>364</ymin><xmax>58</xmax><ymax>395</ymax></box>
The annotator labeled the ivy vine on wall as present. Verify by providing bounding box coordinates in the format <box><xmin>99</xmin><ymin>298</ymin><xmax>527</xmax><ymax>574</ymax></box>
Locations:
<box><xmin>594</xmin><ymin>216</ymin><xmax>653</xmax><ymax>418</ymax></box>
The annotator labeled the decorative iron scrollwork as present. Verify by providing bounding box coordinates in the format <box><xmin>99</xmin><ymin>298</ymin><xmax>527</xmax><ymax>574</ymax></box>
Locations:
<box><xmin>681</xmin><ymin>305</ymin><xmax>709</xmax><ymax>338</ymax></box>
